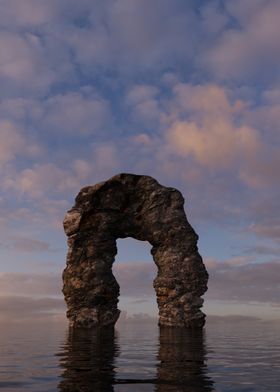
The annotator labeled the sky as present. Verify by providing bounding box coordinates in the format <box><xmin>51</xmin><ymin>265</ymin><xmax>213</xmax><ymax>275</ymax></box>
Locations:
<box><xmin>0</xmin><ymin>0</ymin><xmax>279</xmax><ymax>322</ymax></box>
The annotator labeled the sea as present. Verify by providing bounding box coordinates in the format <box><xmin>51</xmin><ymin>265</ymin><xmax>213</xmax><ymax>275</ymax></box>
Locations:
<box><xmin>0</xmin><ymin>315</ymin><xmax>279</xmax><ymax>391</ymax></box>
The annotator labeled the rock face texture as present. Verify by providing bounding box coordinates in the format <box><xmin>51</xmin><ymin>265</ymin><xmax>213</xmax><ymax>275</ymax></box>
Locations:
<box><xmin>63</xmin><ymin>173</ymin><xmax>208</xmax><ymax>328</ymax></box>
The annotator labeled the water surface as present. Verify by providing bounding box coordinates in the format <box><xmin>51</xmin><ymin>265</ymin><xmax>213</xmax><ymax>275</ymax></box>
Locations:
<box><xmin>0</xmin><ymin>317</ymin><xmax>279</xmax><ymax>391</ymax></box>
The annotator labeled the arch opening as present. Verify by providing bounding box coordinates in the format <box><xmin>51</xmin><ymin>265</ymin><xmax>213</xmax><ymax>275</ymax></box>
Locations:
<box><xmin>62</xmin><ymin>173</ymin><xmax>208</xmax><ymax>328</ymax></box>
<box><xmin>113</xmin><ymin>238</ymin><xmax>158</xmax><ymax>320</ymax></box>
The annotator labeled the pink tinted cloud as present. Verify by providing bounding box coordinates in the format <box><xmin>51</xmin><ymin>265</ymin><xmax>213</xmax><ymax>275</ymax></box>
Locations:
<box><xmin>165</xmin><ymin>84</ymin><xmax>261</xmax><ymax>169</ymax></box>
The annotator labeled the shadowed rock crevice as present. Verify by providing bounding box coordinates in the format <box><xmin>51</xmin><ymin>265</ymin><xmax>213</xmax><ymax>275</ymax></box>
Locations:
<box><xmin>63</xmin><ymin>173</ymin><xmax>208</xmax><ymax>328</ymax></box>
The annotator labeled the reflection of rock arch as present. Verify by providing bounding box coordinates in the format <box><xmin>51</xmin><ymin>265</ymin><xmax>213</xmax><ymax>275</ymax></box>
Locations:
<box><xmin>58</xmin><ymin>326</ymin><xmax>118</xmax><ymax>392</ymax></box>
<box><xmin>57</xmin><ymin>325</ymin><xmax>214</xmax><ymax>391</ymax></box>
<box><xmin>63</xmin><ymin>173</ymin><xmax>208</xmax><ymax>328</ymax></box>
<box><xmin>156</xmin><ymin>327</ymin><xmax>214</xmax><ymax>391</ymax></box>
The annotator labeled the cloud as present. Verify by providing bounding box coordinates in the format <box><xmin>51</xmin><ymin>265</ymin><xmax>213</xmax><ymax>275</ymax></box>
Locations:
<box><xmin>0</xmin><ymin>120</ymin><xmax>41</xmax><ymax>164</ymax></box>
<box><xmin>125</xmin><ymin>84</ymin><xmax>160</xmax><ymax>124</ymax></box>
<box><xmin>90</xmin><ymin>144</ymin><xmax>121</xmax><ymax>176</ymax></box>
<box><xmin>243</xmin><ymin>245</ymin><xmax>280</xmax><ymax>257</ymax></box>
<box><xmin>114</xmin><ymin>259</ymin><xmax>280</xmax><ymax>307</ymax></box>
<box><xmin>41</xmin><ymin>90</ymin><xmax>112</xmax><ymax>135</ymax></box>
<box><xmin>0</xmin><ymin>296</ymin><xmax>65</xmax><ymax>322</ymax></box>
<box><xmin>205</xmin><ymin>256</ymin><xmax>255</xmax><ymax>269</ymax></box>
<box><xmin>117</xmin><ymin>311</ymin><xmax>156</xmax><ymax>325</ymax></box>
<box><xmin>0</xmin><ymin>121</ymin><xmax>26</xmax><ymax>163</ymax></box>
<box><xmin>72</xmin><ymin>159</ymin><xmax>92</xmax><ymax>181</ymax></box>
<box><xmin>0</xmin><ymin>272</ymin><xmax>65</xmax><ymax>320</ymax></box>
<box><xmin>132</xmin><ymin>133</ymin><xmax>152</xmax><ymax>146</ymax></box>
<box><xmin>205</xmin><ymin>259</ymin><xmax>280</xmax><ymax>305</ymax></box>
<box><xmin>0</xmin><ymin>89</ymin><xmax>111</xmax><ymax>134</ymax></box>
<box><xmin>65</xmin><ymin>0</ymin><xmax>200</xmax><ymax>72</ymax></box>
<box><xmin>126</xmin><ymin>85</ymin><xmax>159</xmax><ymax>106</ymax></box>
<box><xmin>4</xmin><ymin>163</ymin><xmax>81</xmax><ymax>199</ymax></box>
<box><xmin>249</xmin><ymin>224</ymin><xmax>280</xmax><ymax>244</ymax></box>
<box><xmin>0</xmin><ymin>0</ymin><xmax>57</xmax><ymax>28</ymax></box>
<box><xmin>201</xmin><ymin>0</ymin><xmax>280</xmax><ymax>81</ymax></box>
<box><xmin>0</xmin><ymin>31</ymin><xmax>57</xmax><ymax>94</ymax></box>
<box><xmin>114</xmin><ymin>262</ymin><xmax>156</xmax><ymax>297</ymax></box>
<box><xmin>2</xmin><ymin>237</ymin><xmax>55</xmax><ymax>253</ymax></box>
<box><xmin>0</xmin><ymin>257</ymin><xmax>278</xmax><ymax>322</ymax></box>
<box><xmin>199</xmin><ymin>1</ymin><xmax>228</xmax><ymax>35</ymax></box>
<box><xmin>246</xmin><ymin>197</ymin><xmax>280</xmax><ymax>244</ymax></box>
<box><xmin>0</xmin><ymin>272</ymin><xmax>61</xmax><ymax>296</ymax></box>
<box><xmin>165</xmin><ymin>84</ymin><xmax>261</xmax><ymax>169</ymax></box>
<box><xmin>251</xmin><ymin>86</ymin><xmax>280</xmax><ymax>133</ymax></box>
<box><xmin>0</xmin><ymin>296</ymin><xmax>64</xmax><ymax>313</ymax></box>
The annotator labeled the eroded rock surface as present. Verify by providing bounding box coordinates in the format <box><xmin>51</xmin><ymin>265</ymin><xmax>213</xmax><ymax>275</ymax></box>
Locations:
<box><xmin>63</xmin><ymin>173</ymin><xmax>208</xmax><ymax>328</ymax></box>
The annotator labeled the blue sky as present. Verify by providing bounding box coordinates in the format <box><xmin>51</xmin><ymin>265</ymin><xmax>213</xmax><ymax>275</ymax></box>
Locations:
<box><xmin>0</xmin><ymin>0</ymin><xmax>279</xmax><ymax>321</ymax></box>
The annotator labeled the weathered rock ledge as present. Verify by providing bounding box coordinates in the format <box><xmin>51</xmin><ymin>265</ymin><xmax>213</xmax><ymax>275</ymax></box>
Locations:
<box><xmin>63</xmin><ymin>173</ymin><xmax>208</xmax><ymax>328</ymax></box>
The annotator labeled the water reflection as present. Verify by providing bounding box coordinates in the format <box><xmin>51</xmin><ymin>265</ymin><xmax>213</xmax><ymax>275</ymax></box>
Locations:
<box><xmin>57</xmin><ymin>326</ymin><xmax>119</xmax><ymax>392</ymax></box>
<box><xmin>58</xmin><ymin>325</ymin><xmax>214</xmax><ymax>391</ymax></box>
<box><xmin>156</xmin><ymin>327</ymin><xmax>214</xmax><ymax>391</ymax></box>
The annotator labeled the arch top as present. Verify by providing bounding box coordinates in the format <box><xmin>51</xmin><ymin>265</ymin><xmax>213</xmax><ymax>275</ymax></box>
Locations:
<box><xmin>64</xmin><ymin>173</ymin><xmax>187</xmax><ymax>242</ymax></box>
<box><xmin>62</xmin><ymin>173</ymin><xmax>208</xmax><ymax>328</ymax></box>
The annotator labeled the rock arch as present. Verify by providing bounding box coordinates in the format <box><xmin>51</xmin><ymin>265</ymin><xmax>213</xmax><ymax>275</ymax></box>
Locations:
<box><xmin>62</xmin><ymin>173</ymin><xmax>208</xmax><ymax>328</ymax></box>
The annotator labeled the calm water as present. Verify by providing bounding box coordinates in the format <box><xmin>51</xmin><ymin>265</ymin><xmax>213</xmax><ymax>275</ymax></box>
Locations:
<box><xmin>0</xmin><ymin>317</ymin><xmax>279</xmax><ymax>391</ymax></box>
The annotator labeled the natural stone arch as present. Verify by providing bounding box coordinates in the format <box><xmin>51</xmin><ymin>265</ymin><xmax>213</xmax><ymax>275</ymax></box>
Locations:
<box><xmin>63</xmin><ymin>173</ymin><xmax>208</xmax><ymax>328</ymax></box>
